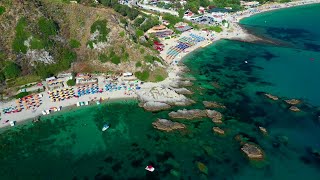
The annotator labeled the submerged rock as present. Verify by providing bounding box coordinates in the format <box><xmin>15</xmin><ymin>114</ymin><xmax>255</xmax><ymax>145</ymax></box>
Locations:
<box><xmin>264</xmin><ymin>93</ymin><xmax>279</xmax><ymax>100</ymax></box>
<box><xmin>142</xmin><ymin>101</ymin><xmax>171</xmax><ymax>112</ymax></box>
<box><xmin>196</xmin><ymin>162</ymin><xmax>208</xmax><ymax>175</ymax></box>
<box><xmin>212</xmin><ymin>127</ymin><xmax>225</xmax><ymax>135</ymax></box>
<box><xmin>285</xmin><ymin>99</ymin><xmax>301</xmax><ymax>105</ymax></box>
<box><xmin>206</xmin><ymin>110</ymin><xmax>223</xmax><ymax>123</ymax></box>
<box><xmin>203</xmin><ymin>101</ymin><xmax>226</xmax><ymax>109</ymax></box>
<box><xmin>170</xmin><ymin>80</ymin><xmax>193</xmax><ymax>88</ymax></box>
<box><xmin>259</xmin><ymin>126</ymin><xmax>268</xmax><ymax>135</ymax></box>
<box><xmin>241</xmin><ymin>143</ymin><xmax>264</xmax><ymax>160</ymax></box>
<box><xmin>152</xmin><ymin>119</ymin><xmax>186</xmax><ymax>132</ymax></box>
<box><xmin>289</xmin><ymin>106</ymin><xmax>300</xmax><ymax>112</ymax></box>
<box><xmin>169</xmin><ymin>109</ymin><xmax>207</xmax><ymax>120</ymax></box>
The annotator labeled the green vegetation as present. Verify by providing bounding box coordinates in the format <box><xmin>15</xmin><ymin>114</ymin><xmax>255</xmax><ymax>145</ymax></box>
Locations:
<box><xmin>135</xmin><ymin>70</ymin><xmax>149</xmax><ymax>81</ymax></box>
<box><xmin>87</xmin><ymin>20</ymin><xmax>110</xmax><ymax>48</ymax></box>
<box><xmin>119</xmin><ymin>31</ymin><xmax>125</xmax><ymax>37</ymax></box>
<box><xmin>0</xmin><ymin>73</ymin><xmax>5</xmax><ymax>83</ymax></box>
<box><xmin>144</xmin><ymin>55</ymin><xmax>161</xmax><ymax>64</ymax></box>
<box><xmin>134</xmin><ymin>16</ymin><xmax>146</xmax><ymax>27</ymax></box>
<box><xmin>11</xmin><ymin>75</ymin><xmax>41</xmax><ymax>87</ymax></box>
<box><xmin>140</xmin><ymin>48</ymin><xmax>145</xmax><ymax>54</ymax></box>
<box><xmin>70</xmin><ymin>39</ymin><xmax>81</xmax><ymax>48</ymax></box>
<box><xmin>3</xmin><ymin>62</ymin><xmax>21</xmax><ymax>79</ymax></box>
<box><xmin>67</xmin><ymin>79</ymin><xmax>76</xmax><ymax>86</ymax></box>
<box><xmin>30</xmin><ymin>38</ymin><xmax>45</xmax><ymax>50</ymax></box>
<box><xmin>38</xmin><ymin>17</ymin><xmax>59</xmax><ymax>37</ymax></box>
<box><xmin>0</xmin><ymin>6</ymin><xmax>6</xmax><ymax>15</ymax></box>
<box><xmin>135</xmin><ymin>61</ymin><xmax>142</xmax><ymax>67</ymax></box>
<box><xmin>99</xmin><ymin>50</ymin><xmax>121</xmax><ymax>65</ymax></box>
<box><xmin>139</xmin><ymin>16</ymin><xmax>160</xmax><ymax>32</ymax></box>
<box><xmin>163</xmin><ymin>13</ymin><xmax>183</xmax><ymax>28</ymax></box>
<box><xmin>12</xmin><ymin>17</ymin><xmax>29</xmax><ymax>53</ymax></box>
<box><xmin>34</xmin><ymin>48</ymin><xmax>76</xmax><ymax>78</ymax></box>
<box><xmin>155</xmin><ymin>75</ymin><xmax>165</xmax><ymax>82</ymax></box>
<box><xmin>99</xmin><ymin>53</ymin><xmax>109</xmax><ymax>63</ymax></box>
<box><xmin>207</xmin><ymin>26</ymin><xmax>223</xmax><ymax>33</ymax></box>
<box><xmin>136</xmin><ymin>29</ymin><xmax>144</xmax><ymax>37</ymax></box>
<box><xmin>100</xmin><ymin>0</ymin><xmax>139</xmax><ymax>20</ymax></box>
<box><xmin>15</xmin><ymin>92</ymin><xmax>30</xmax><ymax>99</ymax></box>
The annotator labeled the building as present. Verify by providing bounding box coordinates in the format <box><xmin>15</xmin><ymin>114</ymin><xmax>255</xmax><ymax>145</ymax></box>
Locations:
<box><xmin>75</xmin><ymin>73</ymin><xmax>98</xmax><ymax>85</ymax></box>
<box><xmin>146</xmin><ymin>25</ymin><xmax>173</xmax><ymax>38</ymax></box>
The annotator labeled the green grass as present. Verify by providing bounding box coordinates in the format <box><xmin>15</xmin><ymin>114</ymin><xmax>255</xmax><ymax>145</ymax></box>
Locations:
<box><xmin>154</xmin><ymin>75</ymin><xmax>165</xmax><ymax>82</ymax></box>
<box><xmin>12</xmin><ymin>17</ymin><xmax>29</xmax><ymax>53</ymax></box>
<box><xmin>0</xmin><ymin>6</ymin><xmax>6</xmax><ymax>15</ymax></box>
<box><xmin>90</xmin><ymin>19</ymin><xmax>110</xmax><ymax>42</ymax></box>
<box><xmin>30</xmin><ymin>38</ymin><xmax>45</xmax><ymax>50</ymax></box>
<box><xmin>99</xmin><ymin>53</ymin><xmax>108</xmax><ymax>63</ymax></box>
<box><xmin>119</xmin><ymin>31</ymin><xmax>125</xmax><ymax>37</ymax></box>
<box><xmin>15</xmin><ymin>92</ymin><xmax>30</xmax><ymax>99</ymax></box>
<box><xmin>70</xmin><ymin>39</ymin><xmax>81</xmax><ymax>48</ymax></box>
<box><xmin>135</xmin><ymin>70</ymin><xmax>149</xmax><ymax>81</ymax></box>
<box><xmin>135</xmin><ymin>61</ymin><xmax>142</xmax><ymax>67</ymax></box>
<box><xmin>10</xmin><ymin>75</ymin><xmax>41</xmax><ymax>87</ymax></box>
<box><xmin>38</xmin><ymin>17</ymin><xmax>59</xmax><ymax>37</ymax></box>
<box><xmin>207</xmin><ymin>26</ymin><xmax>223</xmax><ymax>33</ymax></box>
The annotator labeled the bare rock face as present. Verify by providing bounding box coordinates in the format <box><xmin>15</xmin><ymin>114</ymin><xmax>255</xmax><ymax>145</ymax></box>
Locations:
<box><xmin>264</xmin><ymin>93</ymin><xmax>279</xmax><ymax>100</ymax></box>
<box><xmin>136</xmin><ymin>86</ymin><xmax>194</xmax><ymax>106</ymax></box>
<box><xmin>203</xmin><ymin>101</ymin><xmax>226</xmax><ymax>109</ymax></box>
<box><xmin>169</xmin><ymin>109</ymin><xmax>207</xmax><ymax>120</ymax></box>
<box><xmin>241</xmin><ymin>143</ymin><xmax>264</xmax><ymax>160</ymax></box>
<box><xmin>285</xmin><ymin>99</ymin><xmax>301</xmax><ymax>105</ymax></box>
<box><xmin>169</xmin><ymin>80</ymin><xmax>193</xmax><ymax>88</ymax></box>
<box><xmin>142</xmin><ymin>101</ymin><xmax>171</xmax><ymax>112</ymax></box>
<box><xmin>173</xmin><ymin>88</ymin><xmax>193</xmax><ymax>95</ymax></box>
<box><xmin>212</xmin><ymin>127</ymin><xmax>225</xmax><ymax>135</ymax></box>
<box><xmin>289</xmin><ymin>106</ymin><xmax>300</xmax><ymax>112</ymax></box>
<box><xmin>152</xmin><ymin>119</ymin><xmax>186</xmax><ymax>132</ymax></box>
<box><xmin>206</xmin><ymin>110</ymin><xmax>223</xmax><ymax>123</ymax></box>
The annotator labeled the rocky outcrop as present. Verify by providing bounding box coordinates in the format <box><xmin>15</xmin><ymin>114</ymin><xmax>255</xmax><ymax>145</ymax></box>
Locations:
<box><xmin>169</xmin><ymin>80</ymin><xmax>193</xmax><ymax>88</ymax></box>
<box><xmin>152</xmin><ymin>119</ymin><xmax>186</xmax><ymax>132</ymax></box>
<box><xmin>285</xmin><ymin>99</ymin><xmax>301</xmax><ymax>105</ymax></box>
<box><xmin>136</xmin><ymin>86</ymin><xmax>195</xmax><ymax>107</ymax></box>
<box><xmin>141</xmin><ymin>101</ymin><xmax>171</xmax><ymax>112</ymax></box>
<box><xmin>212</xmin><ymin>127</ymin><xmax>225</xmax><ymax>135</ymax></box>
<box><xmin>173</xmin><ymin>88</ymin><xmax>193</xmax><ymax>95</ymax></box>
<box><xmin>264</xmin><ymin>93</ymin><xmax>279</xmax><ymax>100</ymax></box>
<box><xmin>206</xmin><ymin>110</ymin><xmax>223</xmax><ymax>123</ymax></box>
<box><xmin>289</xmin><ymin>106</ymin><xmax>300</xmax><ymax>112</ymax></box>
<box><xmin>241</xmin><ymin>143</ymin><xmax>264</xmax><ymax>160</ymax></box>
<box><xmin>203</xmin><ymin>101</ymin><xmax>226</xmax><ymax>109</ymax></box>
<box><xmin>169</xmin><ymin>109</ymin><xmax>207</xmax><ymax>120</ymax></box>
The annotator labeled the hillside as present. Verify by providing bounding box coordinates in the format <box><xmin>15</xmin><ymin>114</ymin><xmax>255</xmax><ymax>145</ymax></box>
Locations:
<box><xmin>0</xmin><ymin>0</ymin><xmax>167</xmax><ymax>93</ymax></box>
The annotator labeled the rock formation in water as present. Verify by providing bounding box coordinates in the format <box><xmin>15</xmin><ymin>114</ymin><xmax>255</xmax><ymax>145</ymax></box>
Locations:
<box><xmin>141</xmin><ymin>101</ymin><xmax>171</xmax><ymax>112</ymax></box>
<box><xmin>196</xmin><ymin>162</ymin><xmax>208</xmax><ymax>175</ymax></box>
<box><xmin>264</xmin><ymin>93</ymin><xmax>279</xmax><ymax>100</ymax></box>
<box><xmin>259</xmin><ymin>126</ymin><xmax>268</xmax><ymax>135</ymax></box>
<box><xmin>169</xmin><ymin>109</ymin><xmax>207</xmax><ymax>119</ymax></box>
<box><xmin>203</xmin><ymin>101</ymin><xmax>226</xmax><ymax>109</ymax></box>
<box><xmin>206</xmin><ymin>110</ymin><xmax>223</xmax><ymax>123</ymax></box>
<box><xmin>241</xmin><ymin>143</ymin><xmax>264</xmax><ymax>160</ymax></box>
<box><xmin>173</xmin><ymin>88</ymin><xmax>193</xmax><ymax>95</ymax></box>
<box><xmin>152</xmin><ymin>119</ymin><xmax>186</xmax><ymax>132</ymax></box>
<box><xmin>289</xmin><ymin>106</ymin><xmax>300</xmax><ymax>112</ymax></box>
<box><xmin>212</xmin><ymin>127</ymin><xmax>225</xmax><ymax>135</ymax></box>
<box><xmin>136</xmin><ymin>86</ymin><xmax>195</xmax><ymax>107</ymax></box>
<box><xmin>285</xmin><ymin>99</ymin><xmax>301</xmax><ymax>105</ymax></box>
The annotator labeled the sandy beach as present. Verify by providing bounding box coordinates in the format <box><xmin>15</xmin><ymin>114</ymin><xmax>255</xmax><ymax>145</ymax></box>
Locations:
<box><xmin>1</xmin><ymin>0</ymin><xmax>319</xmax><ymax>129</ymax></box>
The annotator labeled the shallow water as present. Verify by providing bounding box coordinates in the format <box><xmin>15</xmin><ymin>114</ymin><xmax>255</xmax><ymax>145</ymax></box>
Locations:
<box><xmin>1</xmin><ymin>4</ymin><xmax>320</xmax><ymax>180</ymax></box>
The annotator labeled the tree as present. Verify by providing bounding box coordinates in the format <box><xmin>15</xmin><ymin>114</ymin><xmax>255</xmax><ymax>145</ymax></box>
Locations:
<box><xmin>0</xmin><ymin>72</ymin><xmax>5</xmax><ymax>83</ymax></box>
<box><xmin>3</xmin><ymin>62</ymin><xmax>21</xmax><ymax>79</ymax></box>
<box><xmin>70</xmin><ymin>39</ymin><xmax>81</xmax><ymax>48</ymax></box>
<box><xmin>67</xmin><ymin>79</ymin><xmax>76</xmax><ymax>86</ymax></box>
<box><xmin>38</xmin><ymin>17</ymin><xmax>59</xmax><ymax>37</ymax></box>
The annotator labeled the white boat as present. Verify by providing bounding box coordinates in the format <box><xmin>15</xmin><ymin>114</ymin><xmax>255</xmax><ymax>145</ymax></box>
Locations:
<box><xmin>9</xmin><ymin>121</ymin><xmax>15</xmax><ymax>127</ymax></box>
<box><xmin>45</xmin><ymin>110</ymin><xmax>51</xmax><ymax>114</ymax></box>
<box><xmin>77</xmin><ymin>102</ymin><xmax>81</xmax><ymax>107</ymax></box>
<box><xmin>102</xmin><ymin>124</ymin><xmax>109</xmax><ymax>131</ymax></box>
<box><xmin>145</xmin><ymin>165</ymin><xmax>155</xmax><ymax>172</ymax></box>
<box><xmin>84</xmin><ymin>101</ymin><xmax>89</xmax><ymax>106</ymax></box>
<box><xmin>245</xmin><ymin>61</ymin><xmax>248</xmax><ymax>64</ymax></box>
<box><xmin>57</xmin><ymin>106</ymin><xmax>61</xmax><ymax>111</ymax></box>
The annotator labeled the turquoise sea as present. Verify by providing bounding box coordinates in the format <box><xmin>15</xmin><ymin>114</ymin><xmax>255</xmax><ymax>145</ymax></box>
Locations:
<box><xmin>1</xmin><ymin>4</ymin><xmax>320</xmax><ymax>180</ymax></box>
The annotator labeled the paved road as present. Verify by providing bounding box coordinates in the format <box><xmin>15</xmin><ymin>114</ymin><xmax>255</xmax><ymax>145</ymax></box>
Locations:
<box><xmin>131</xmin><ymin>0</ymin><xmax>178</xmax><ymax>16</ymax></box>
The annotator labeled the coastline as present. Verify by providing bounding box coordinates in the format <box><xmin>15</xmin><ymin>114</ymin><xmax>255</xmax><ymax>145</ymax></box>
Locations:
<box><xmin>1</xmin><ymin>0</ymin><xmax>319</xmax><ymax>130</ymax></box>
